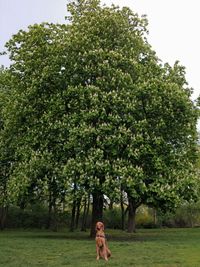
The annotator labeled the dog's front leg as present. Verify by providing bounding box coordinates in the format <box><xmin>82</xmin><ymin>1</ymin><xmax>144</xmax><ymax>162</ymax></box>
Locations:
<box><xmin>102</xmin><ymin>241</ymin><xmax>108</xmax><ymax>261</ymax></box>
<box><xmin>103</xmin><ymin>248</ymin><xmax>108</xmax><ymax>261</ymax></box>
<box><xmin>96</xmin><ymin>244</ymin><xmax>100</xmax><ymax>260</ymax></box>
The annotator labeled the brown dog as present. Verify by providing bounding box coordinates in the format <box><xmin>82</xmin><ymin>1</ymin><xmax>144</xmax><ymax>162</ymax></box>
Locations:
<box><xmin>95</xmin><ymin>221</ymin><xmax>111</xmax><ymax>261</ymax></box>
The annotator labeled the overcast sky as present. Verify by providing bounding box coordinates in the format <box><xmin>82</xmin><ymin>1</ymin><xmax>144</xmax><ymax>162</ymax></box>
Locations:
<box><xmin>0</xmin><ymin>0</ymin><xmax>199</xmax><ymax>104</ymax></box>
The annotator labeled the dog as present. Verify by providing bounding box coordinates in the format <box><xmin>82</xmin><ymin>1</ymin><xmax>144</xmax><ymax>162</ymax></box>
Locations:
<box><xmin>95</xmin><ymin>221</ymin><xmax>111</xmax><ymax>261</ymax></box>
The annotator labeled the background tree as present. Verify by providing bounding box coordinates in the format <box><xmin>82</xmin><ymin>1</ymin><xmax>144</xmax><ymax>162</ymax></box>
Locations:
<box><xmin>3</xmin><ymin>23</ymin><xmax>70</xmax><ymax>229</ymax></box>
<box><xmin>0</xmin><ymin>67</ymin><xmax>13</xmax><ymax>229</ymax></box>
<box><xmin>124</xmin><ymin>61</ymin><xmax>199</xmax><ymax>232</ymax></box>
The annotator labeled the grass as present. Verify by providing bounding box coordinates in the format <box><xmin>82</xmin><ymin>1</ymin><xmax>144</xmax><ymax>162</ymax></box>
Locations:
<box><xmin>1</xmin><ymin>228</ymin><xmax>200</xmax><ymax>266</ymax></box>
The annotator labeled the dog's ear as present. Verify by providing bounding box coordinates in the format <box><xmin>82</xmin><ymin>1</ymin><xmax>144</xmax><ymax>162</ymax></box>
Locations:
<box><xmin>101</xmin><ymin>222</ymin><xmax>104</xmax><ymax>231</ymax></box>
<box><xmin>95</xmin><ymin>222</ymin><xmax>99</xmax><ymax>231</ymax></box>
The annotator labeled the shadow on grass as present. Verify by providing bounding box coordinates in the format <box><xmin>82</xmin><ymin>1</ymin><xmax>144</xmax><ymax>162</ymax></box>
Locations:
<box><xmin>3</xmin><ymin>229</ymin><xmax>150</xmax><ymax>242</ymax></box>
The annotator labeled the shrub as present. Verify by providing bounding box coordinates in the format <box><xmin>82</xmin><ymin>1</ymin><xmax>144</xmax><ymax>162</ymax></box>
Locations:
<box><xmin>136</xmin><ymin>206</ymin><xmax>156</xmax><ymax>228</ymax></box>
<box><xmin>158</xmin><ymin>202</ymin><xmax>200</xmax><ymax>228</ymax></box>
<box><xmin>104</xmin><ymin>208</ymin><xmax>122</xmax><ymax>229</ymax></box>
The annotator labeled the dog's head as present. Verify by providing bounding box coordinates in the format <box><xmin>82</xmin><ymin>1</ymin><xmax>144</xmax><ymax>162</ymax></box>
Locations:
<box><xmin>96</xmin><ymin>221</ymin><xmax>104</xmax><ymax>231</ymax></box>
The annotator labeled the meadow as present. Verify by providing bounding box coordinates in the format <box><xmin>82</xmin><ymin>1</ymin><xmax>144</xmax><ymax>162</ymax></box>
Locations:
<box><xmin>1</xmin><ymin>228</ymin><xmax>200</xmax><ymax>267</ymax></box>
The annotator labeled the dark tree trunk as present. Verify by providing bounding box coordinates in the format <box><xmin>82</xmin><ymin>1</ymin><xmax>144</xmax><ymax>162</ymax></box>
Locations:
<box><xmin>90</xmin><ymin>191</ymin><xmax>104</xmax><ymax>237</ymax></box>
<box><xmin>127</xmin><ymin>197</ymin><xmax>139</xmax><ymax>233</ymax></box>
<box><xmin>120</xmin><ymin>190</ymin><xmax>125</xmax><ymax>230</ymax></box>
<box><xmin>75</xmin><ymin>197</ymin><xmax>81</xmax><ymax>229</ymax></box>
<box><xmin>46</xmin><ymin>189</ymin><xmax>57</xmax><ymax>231</ymax></box>
<box><xmin>85</xmin><ymin>195</ymin><xmax>90</xmax><ymax>223</ymax></box>
<box><xmin>127</xmin><ymin>205</ymin><xmax>137</xmax><ymax>233</ymax></box>
<box><xmin>70</xmin><ymin>181</ymin><xmax>78</xmax><ymax>232</ymax></box>
<box><xmin>70</xmin><ymin>199</ymin><xmax>76</xmax><ymax>232</ymax></box>
<box><xmin>81</xmin><ymin>196</ymin><xmax>87</xmax><ymax>231</ymax></box>
<box><xmin>52</xmin><ymin>201</ymin><xmax>58</xmax><ymax>232</ymax></box>
<box><xmin>0</xmin><ymin>206</ymin><xmax>8</xmax><ymax>230</ymax></box>
<box><xmin>46</xmin><ymin>192</ymin><xmax>53</xmax><ymax>229</ymax></box>
<box><xmin>81</xmin><ymin>194</ymin><xmax>90</xmax><ymax>231</ymax></box>
<box><xmin>109</xmin><ymin>199</ymin><xmax>114</xmax><ymax>210</ymax></box>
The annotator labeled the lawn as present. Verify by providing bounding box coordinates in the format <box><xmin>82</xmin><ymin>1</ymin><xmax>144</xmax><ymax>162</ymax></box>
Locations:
<box><xmin>0</xmin><ymin>228</ymin><xmax>200</xmax><ymax>267</ymax></box>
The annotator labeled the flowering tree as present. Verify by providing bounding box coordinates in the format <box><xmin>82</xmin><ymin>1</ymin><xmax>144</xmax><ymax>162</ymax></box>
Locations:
<box><xmin>1</xmin><ymin>0</ymin><xmax>199</xmax><ymax>235</ymax></box>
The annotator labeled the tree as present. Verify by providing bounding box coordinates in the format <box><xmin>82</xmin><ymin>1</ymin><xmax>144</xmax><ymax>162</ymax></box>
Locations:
<box><xmin>0</xmin><ymin>67</ymin><xmax>14</xmax><ymax>229</ymax></box>
<box><xmin>63</xmin><ymin>0</ymin><xmax>155</xmax><ymax>236</ymax></box>
<box><xmin>124</xmin><ymin>61</ymin><xmax>199</xmax><ymax>232</ymax></box>
<box><xmin>2</xmin><ymin>0</ymin><xmax>199</xmax><ymax>235</ymax></box>
<box><xmin>63</xmin><ymin>0</ymin><xmax>199</xmax><ymax>234</ymax></box>
<box><xmin>3</xmin><ymin>23</ymin><xmax>70</xmax><ymax>229</ymax></box>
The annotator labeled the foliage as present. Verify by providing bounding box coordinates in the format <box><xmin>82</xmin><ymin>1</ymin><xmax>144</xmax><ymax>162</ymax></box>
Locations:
<box><xmin>0</xmin><ymin>67</ymin><xmax>14</xmax><ymax>207</ymax></box>
<box><xmin>159</xmin><ymin>201</ymin><xmax>200</xmax><ymax>228</ymax></box>
<box><xmin>4</xmin><ymin>205</ymin><xmax>71</xmax><ymax>229</ymax></box>
<box><xmin>63</xmin><ymin>0</ymin><xmax>199</xmax><ymax>212</ymax></box>
<box><xmin>104</xmin><ymin>205</ymin><xmax>155</xmax><ymax>229</ymax></box>
<box><xmin>5</xmin><ymin>202</ymin><xmax>200</xmax><ymax>230</ymax></box>
<box><xmin>2</xmin><ymin>23</ymin><xmax>70</xmax><ymax>206</ymax></box>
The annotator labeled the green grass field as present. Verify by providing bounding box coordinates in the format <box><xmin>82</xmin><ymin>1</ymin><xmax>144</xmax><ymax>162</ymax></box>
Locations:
<box><xmin>1</xmin><ymin>228</ymin><xmax>200</xmax><ymax>267</ymax></box>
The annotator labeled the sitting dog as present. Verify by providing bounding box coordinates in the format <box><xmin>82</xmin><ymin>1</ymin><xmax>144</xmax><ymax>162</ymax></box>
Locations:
<box><xmin>95</xmin><ymin>221</ymin><xmax>111</xmax><ymax>261</ymax></box>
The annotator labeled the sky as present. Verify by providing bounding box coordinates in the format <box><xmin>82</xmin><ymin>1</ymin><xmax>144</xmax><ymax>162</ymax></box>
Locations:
<box><xmin>0</xmin><ymin>0</ymin><xmax>199</xmax><ymax>126</ymax></box>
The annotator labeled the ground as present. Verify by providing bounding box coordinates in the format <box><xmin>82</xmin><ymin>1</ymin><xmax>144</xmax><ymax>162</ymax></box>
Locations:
<box><xmin>0</xmin><ymin>228</ymin><xmax>200</xmax><ymax>266</ymax></box>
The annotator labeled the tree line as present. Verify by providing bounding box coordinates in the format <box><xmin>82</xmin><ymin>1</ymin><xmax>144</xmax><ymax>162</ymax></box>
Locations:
<box><xmin>0</xmin><ymin>0</ymin><xmax>199</xmax><ymax>237</ymax></box>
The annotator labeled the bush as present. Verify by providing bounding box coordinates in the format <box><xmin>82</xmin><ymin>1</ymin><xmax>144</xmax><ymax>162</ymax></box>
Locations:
<box><xmin>6</xmin><ymin>205</ymin><xmax>49</xmax><ymax>229</ymax></box>
<box><xmin>136</xmin><ymin>206</ymin><xmax>157</xmax><ymax>228</ymax></box>
<box><xmin>104</xmin><ymin>208</ymin><xmax>122</xmax><ymax>229</ymax></box>
<box><xmin>5</xmin><ymin>204</ymin><xmax>71</xmax><ymax>229</ymax></box>
<box><xmin>103</xmin><ymin>205</ymin><xmax>157</xmax><ymax>230</ymax></box>
<box><xmin>5</xmin><ymin>202</ymin><xmax>200</xmax><ymax>230</ymax></box>
<box><xmin>158</xmin><ymin>202</ymin><xmax>200</xmax><ymax>228</ymax></box>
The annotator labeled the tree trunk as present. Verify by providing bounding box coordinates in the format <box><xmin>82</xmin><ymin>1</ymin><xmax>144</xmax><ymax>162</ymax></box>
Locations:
<box><xmin>153</xmin><ymin>208</ymin><xmax>157</xmax><ymax>226</ymax></box>
<box><xmin>81</xmin><ymin>196</ymin><xmax>87</xmax><ymax>231</ymax></box>
<box><xmin>70</xmin><ymin>181</ymin><xmax>78</xmax><ymax>232</ymax></box>
<box><xmin>109</xmin><ymin>199</ymin><xmax>114</xmax><ymax>210</ymax></box>
<box><xmin>81</xmin><ymin>194</ymin><xmax>90</xmax><ymax>231</ymax></box>
<box><xmin>70</xmin><ymin>199</ymin><xmax>76</xmax><ymax>232</ymax></box>
<box><xmin>120</xmin><ymin>190</ymin><xmax>125</xmax><ymax>230</ymax></box>
<box><xmin>85</xmin><ymin>194</ymin><xmax>90</xmax><ymax>226</ymax></box>
<box><xmin>127</xmin><ymin>197</ymin><xmax>139</xmax><ymax>233</ymax></box>
<box><xmin>90</xmin><ymin>191</ymin><xmax>104</xmax><ymax>237</ymax></box>
<box><xmin>46</xmin><ymin>189</ymin><xmax>57</xmax><ymax>231</ymax></box>
<box><xmin>52</xmin><ymin>201</ymin><xmax>58</xmax><ymax>232</ymax></box>
<box><xmin>46</xmin><ymin>192</ymin><xmax>53</xmax><ymax>229</ymax></box>
<box><xmin>0</xmin><ymin>206</ymin><xmax>8</xmax><ymax>230</ymax></box>
<box><xmin>75</xmin><ymin>197</ymin><xmax>81</xmax><ymax>229</ymax></box>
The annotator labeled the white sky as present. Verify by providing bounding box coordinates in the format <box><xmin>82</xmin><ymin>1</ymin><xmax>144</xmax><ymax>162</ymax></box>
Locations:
<box><xmin>0</xmin><ymin>1</ymin><xmax>199</xmax><ymax>110</ymax></box>
<box><xmin>103</xmin><ymin>0</ymin><xmax>200</xmax><ymax>102</ymax></box>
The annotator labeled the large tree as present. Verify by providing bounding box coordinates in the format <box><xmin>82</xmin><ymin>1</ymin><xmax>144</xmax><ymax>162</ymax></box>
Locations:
<box><xmin>62</xmin><ymin>0</ymin><xmax>199</xmax><ymax>234</ymax></box>
<box><xmin>62</xmin><ymin>0</ymin><xmax>156</xmax><ymax>236</ymax></box>
<box><xmin>1</xmin><ymin>0</ymin><xmax>199</xmax><ymax>235</ymax></box>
